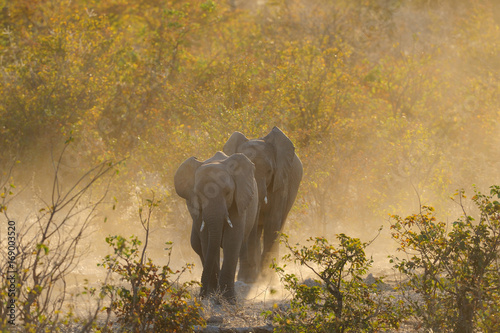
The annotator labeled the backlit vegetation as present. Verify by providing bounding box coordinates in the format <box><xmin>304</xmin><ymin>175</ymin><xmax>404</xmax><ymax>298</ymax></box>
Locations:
<box><xmin>1</xmin><ymin>0</ymin><xmax>499</xmax><ymax>231</ymax></box>
<box><xmin>1</xmin><ymin>0</ymin><xmax>500</xmax><ymax>331</ymax></box>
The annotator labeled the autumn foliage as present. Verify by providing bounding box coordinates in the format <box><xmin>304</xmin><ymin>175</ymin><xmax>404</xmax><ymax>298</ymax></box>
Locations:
<box><xmin>1</xmin><ymin>0</ymin><xmax>499</xmax><ymax>232</ymax></box>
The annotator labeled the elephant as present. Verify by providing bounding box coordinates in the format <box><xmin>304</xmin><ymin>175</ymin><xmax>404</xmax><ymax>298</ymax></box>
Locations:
<box><xmin>223</xmin><ymin>126</ymin><xmax>303</xmax><ymax>281</ymax></box>
<box><xmin>174</xmin><ymin>151</ymin><xmax>259</xmax><ymax>302</ymax></box>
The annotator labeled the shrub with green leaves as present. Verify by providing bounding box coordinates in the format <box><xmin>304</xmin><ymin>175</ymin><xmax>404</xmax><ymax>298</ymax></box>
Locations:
<box><xmin>269</xmin><ymin>233</ymin><xmax>405</xmax><ymax>333</ymax></box>
<box><xmin>390</xmin><ymin>185</ymin><xmax>500</xmax><ymax>333</ymax></box>
<box><xmin>98</xmin><ymin>235</ymin><xmax>205</xmax><ymax>333</ymax></box>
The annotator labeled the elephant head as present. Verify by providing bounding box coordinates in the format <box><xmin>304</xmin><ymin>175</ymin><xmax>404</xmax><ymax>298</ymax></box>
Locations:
<box><xmin>223</xmin><ymin>126</ymin><xmax>295</xmax><ymax>207</ymax></box>
<box><xmin>174</xmin><ymin>152</ymin><xmax>257</xmax><ymax>300</ymax></box>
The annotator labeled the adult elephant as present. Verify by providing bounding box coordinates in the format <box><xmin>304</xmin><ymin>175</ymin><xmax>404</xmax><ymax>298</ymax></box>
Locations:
<box><xmin>174</xmin><ymin>151</ymin><xmax>259</xmax><ymax>302</ymax></box>
<box><xmin>223</xmin><ymin>127</ymin><xmax>303</xmax><ymax>281</ymax></box>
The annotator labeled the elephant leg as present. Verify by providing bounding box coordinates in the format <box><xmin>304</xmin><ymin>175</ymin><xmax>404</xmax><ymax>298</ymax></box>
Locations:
<box><xmin>283</xmin><ymin>155</ymin><xmax>303</xmax><ymax>222</ymax></box>
<box><xmin>262</xmin><ymin>222</ymin><xmax>280</xmax><ymax>271</ymax></box>
<box><xmin>261</xmin><ymin>158</ymin><xmax>302</xmax><ymax>272</ymax></box>
<box><xmin>220</xmin><ymin>220</ymin><xmax>244</xmax><ymax>303</ymax></box>
<box><xmin>237</xmin><ymin>221</ymin><xmax>260</xmax><ymax>283</ymax></box>
<box><xmin>238</xmin><ymin>241</ymin><xmax>250</xmax><ymax>282</ymax></box>
<box><xmin>257</xmin><ymin>223</ymin><xmax>263</xmax><ymax>262</ymax></box>
<box><xmin>261</xmin><ymin>197</ymin><xmax>286</xmax><ymax>272</ymax></box>
<box><xmin>199</xmin><ymin>225</ymin><xmax>220</xmax><ymax>298</ymax></box>
<box><xmin>201</xmin><ymin>240</ymin><xmax>221</xmax><ymax>298</ymax></box>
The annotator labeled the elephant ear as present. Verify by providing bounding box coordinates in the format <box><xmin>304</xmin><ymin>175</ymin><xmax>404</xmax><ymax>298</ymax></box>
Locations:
<box><xmin>263</xmin><ymin>126</ymin><xmax>295</xmax><ymax>192</ymax></box>
<box><xmin>205</xmin><ymin>151</ymin><xmax>228</xmax><ymax>163</ymax></box>
<box><xmin>224</xmin><ymin>153</ymin><xmax>256</xmax><ymax>217</ymax></box>
<box><xmin>223</xmin><ymin>131</ymin><xmax>249</xmax><ymax>155</ymax></box>
<box><xmin>174</xmin><ymin>157</ymin><xmax>203</xmax><ymax>200</ymax></box>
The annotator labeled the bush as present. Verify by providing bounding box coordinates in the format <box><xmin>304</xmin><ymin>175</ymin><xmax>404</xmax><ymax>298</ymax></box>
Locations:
<box><xmin>268</xmin><ymin>233</ymin><xmax>405</xmax><ymax>333</ymax></box>
<box><xmin>98</xmin><ymin>196</ymin><xmax>205</xmax><ymax>333</ymax></box>
<box><xmin>390</xmin><ymin>186</ymin><xmax>500</xmax><ymax>332</ymax></box>
<box><xmin>0</xmin><ymin>144</ymin><xmax>118</xmax><ymax>332</ymax></box>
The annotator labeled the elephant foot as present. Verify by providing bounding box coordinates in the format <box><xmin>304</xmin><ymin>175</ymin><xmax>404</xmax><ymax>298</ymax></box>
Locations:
<box><xmin>258</xmin><ymin>264</ymin><xmax>278</xmax><ymax>285</ymax></box>
<box><xmin>237</xmin><ymin>272</ymin><xmax>258</xmax><ymax>284</ymax></box>
<box><xmin>221</xmin><ymin>292</ymin><xmax>236</xmax><ymax>305</ymax></box>
<box><xmin>206</xmin><ymin>291</ymin><xmax>236</xmax><ymax>305</ymax></box>
<box><xmin>237</xmin><ymin>265</ymin><xmax>259</xmax><ymax>283</ymax></box>
<box><xmin>199</xmin><ymin>286</ymin><xmax>208</xmax><ymax>299</ymax></box>
<box><xmin>200</xmin><ymin>287</ymin><xmax>237</xmax><ymax>305</ymax></box>
<box><xmin>199</xmin><ymin>286</ymin><xmax>218</xmax><ymax>301</ymax></box>
<box><xmin>199</xmin><ymin>290</ymin><xmax>210</xmax><ymax>301</ymax></box>
<box><xmin>218</xmin><ymin>285</ymin><xmax>237</xmax><ymax>305</ymax></box>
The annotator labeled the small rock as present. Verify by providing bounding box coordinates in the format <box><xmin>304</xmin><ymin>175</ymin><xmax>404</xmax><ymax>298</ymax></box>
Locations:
<box><xmin>364</xmin><ymin>273</ymin><xmax>377</xmax><ymax>285</ymax></box>
<box><xmin>254</xmin><ymin>324</ymin><xmax>274</xmax><ymax>332</ymax></box>
<box><xmin>193</xmin><ymin>325</ymin><xmax>204</xmax><ymax>332</ymax></box>
<box><xmin>202</xmin><ymin>326</ymin><xmax>220</xmax><ymax>333</ymax></box>
<box><xmin>207</xmin><ymin>315</ymin><xmax>224</xmax><ymax>325</ymax></box>
<box><xmin>302</xmin><ymin>278</ymin><xmax>322</xmax><ymax>287</ymax></box>
<box><xmin>235</xmin><ymin>280</ymin><xmax>250</xmax><ymax>289</ymax></box>
<box><xmin>235</xmin><ymin>280</ymin><xmax>251</xmax><ymax>296</ymax></box>
<box><xmin>364</xmin><ymin>273</ymin><xmax>392</xmax><ymax>291</ymax></box>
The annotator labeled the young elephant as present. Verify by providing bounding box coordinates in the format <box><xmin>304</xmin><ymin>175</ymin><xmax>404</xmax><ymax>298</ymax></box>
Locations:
<box><xmin>174</xmin><ymin>152</ymin><xmax>259</xmax><ymax>302</ymax></box>
<box><xmin>223</xmin><ymin>127</ymin><xmax>303</xmax><ymax>281</ymax></box>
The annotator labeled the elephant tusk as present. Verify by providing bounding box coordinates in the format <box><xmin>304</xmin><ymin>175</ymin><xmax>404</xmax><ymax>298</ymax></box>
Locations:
<box><xmin>227</xmin><ymin>216</ymin><xmax>233</xmax><ymax>228</ymax></box>
<box><xmin>264</xmin><ymin>196</ymin><xmax>268</xmax><ymax>204</ymax></box>
<box><xmin>200</xmin><ymin>220</ymin><xmax>205</xmax><ymax>232</ymax></box>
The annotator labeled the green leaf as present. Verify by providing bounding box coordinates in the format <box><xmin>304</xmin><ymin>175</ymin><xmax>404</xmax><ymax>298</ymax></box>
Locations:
<box><xmin>37</xmin><ymin>243</ymin><xmax>50</xmax><ymax>255</ymax></box>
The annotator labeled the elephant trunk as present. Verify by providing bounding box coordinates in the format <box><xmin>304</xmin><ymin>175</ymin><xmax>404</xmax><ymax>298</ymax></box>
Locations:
<box><xmin>200</xmin><ymin>198</ymin><xmax>227</xmax><ymax>296</ymax></box>
<box><xmin>256</xmin><ymin>177</ymin><xmax>268</xmax><ymax>207</ymax></box>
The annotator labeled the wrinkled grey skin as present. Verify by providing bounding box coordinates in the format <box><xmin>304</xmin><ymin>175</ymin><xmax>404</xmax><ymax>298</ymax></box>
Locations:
<box><xmin>174</xmin><ymin>152</ymin><xmax>258</xmax><ymax>302</ymax></box>
<box><xmin>223</xmin><ymin>127</ymin><xmax>303</xmax><ymax>281</ymax></box>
